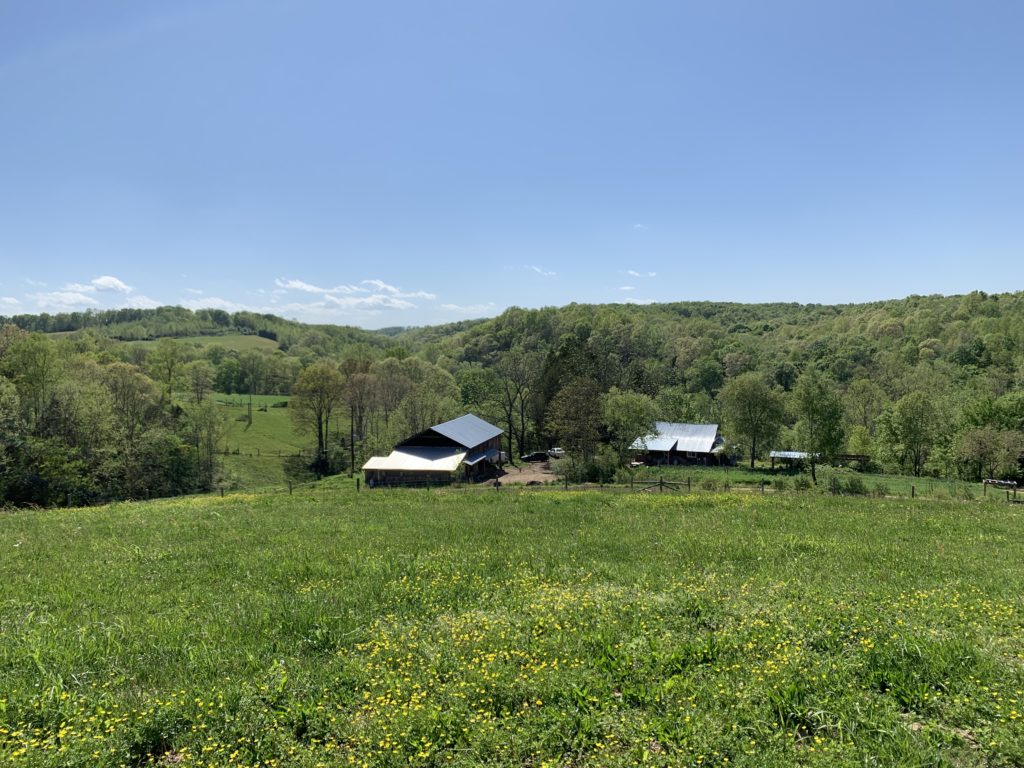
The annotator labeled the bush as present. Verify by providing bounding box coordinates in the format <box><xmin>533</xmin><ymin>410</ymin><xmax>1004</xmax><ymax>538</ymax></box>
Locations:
<box><xmin>873</xmin><ymin>482</ymin><xmax>891</xmax><ymax>498</ymax></box>
<box><xmin>773</xmin><ymin>477</ymin><xmax>788</xmax><ymax>492</ymax></box>
<box><xmin>793</xmin><ymin>476</ymin><xmax>812</xmax><ymax>491</ymax></box>
<box><xmin>844</xmin><ymin>477</ymin><xmax>869</xmax><ymax>495</ymax></box>
<box><xmin>700</xmin><ymin>477</ymin><xmax>719</xmax><ymax>491</ymax></box>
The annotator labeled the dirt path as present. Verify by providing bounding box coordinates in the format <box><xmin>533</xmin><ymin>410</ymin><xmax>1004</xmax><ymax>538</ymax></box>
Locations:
<box><xmin>497</xmin><ymin>462</ymin><xmax>555</xmax><ymax>485</ymax></box>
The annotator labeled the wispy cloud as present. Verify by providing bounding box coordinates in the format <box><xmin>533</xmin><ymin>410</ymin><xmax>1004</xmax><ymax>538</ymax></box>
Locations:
<box><xmin>25</xmin><ymin>278</ymin><xmax>47</xmax><ymax>287</ymax></box>
<box><xmin>31</xmin><ymin>291</ymin><xmax>101</xmax><ymax>309</ymax></box>
<box><xmin>0</xmin><ymin>296</ymin><xmax>20</xmax><ymax>308</ymax></box>
<box><xmin>441</xmin><ymin>302</ymin><xmax>497</xmax><ymax>314</ymax></box>
<box><xmin>527</xmin><ymin>265</ymin><xmax>556</xmax><ymax>277</ymax></box>
<box><xmin>65</xmin><ymin>275</ymin><xmax>133</xmax><ymax>294</ymax></box>
<box><xmin>361</xmin><ymin>279</ymin><xmax>436</xmax><ymax>300</ymax></box>
<box><xmin>274</xmin><ymin>278</ymin><xmax>366</xmax><ymax>295</ymax></box>
<box><xmin>275</xmin><ymin>277</ymin><xmax>436</xmax><ymax>308</ymax></box>
<box><xmin>633</xmin><ymin>223</ymin><xmax>648</xmax><ymax>231</ymax></box>
<box><xmin>184</xmin><ymin>288</ymin><xmax>204</xmax><ymax>295</ymax></box>
<box><xmin>626</xmin><ymin>270</ymin><xmax>657</xmax><ymax>278</ymax></box>
<box><xmin>619</xmin><ymin>285</ymin><xmax>635</xmax><ymax>291</ymax></box>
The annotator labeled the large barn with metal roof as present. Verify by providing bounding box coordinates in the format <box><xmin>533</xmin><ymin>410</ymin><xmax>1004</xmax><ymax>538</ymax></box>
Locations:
<box><xmin>630</xmin><ymin>422</ymin><xmax>727</xmax><ymax>465</ymax></box>
<box><xmin>362</xmin><ymin>414</ymin><xmax>504</xmax><ymax>487</ymax></box>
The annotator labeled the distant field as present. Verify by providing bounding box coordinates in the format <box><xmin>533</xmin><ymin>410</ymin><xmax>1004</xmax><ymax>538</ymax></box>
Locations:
<box><xmin>125</xmin><ymin>334</ymin><xmax>280</xmax><ymax>352</ymax></box>
<box><xmin>1</xmin><ymin>487</ymin><xmax>1021</xmax><ymax>767</ymax></box>
<box><xmin>213</xmin><ymin>394</ymin><xmax>304</xmax><ymax>488</ymax></box>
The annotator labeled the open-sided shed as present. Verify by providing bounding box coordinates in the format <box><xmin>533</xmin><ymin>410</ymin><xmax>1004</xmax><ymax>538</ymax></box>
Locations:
<box><xmin>363</xmin><ymin>414</ymin><xmax>504</xmax><ymax>487</ymax></box>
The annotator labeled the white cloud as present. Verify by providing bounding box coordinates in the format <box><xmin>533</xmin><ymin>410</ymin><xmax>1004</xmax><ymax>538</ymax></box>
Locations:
<box><xmin>91</xmin><ymin>275</ymin><xmax>132</xmax><ymax>293</ymax></box>
<box><xmin>31</xmin><ymin>291</ymin><xmax>101</xmax><ymax>309</ymax></box>
<box><xmin>120</xmin><ymin>294</ymin><xmax>161</xmax><ymax>309</ymax></box>
<box><xmin>619</xmin><ymin>286</ymin><xmax>635</xmax><ymax>291</ymax></box>
<box><xmin>626</xmin><ymin>270</ymin><xmax>657</xmax><ymax>278</ymax></box>
<box><xmin>184</xmin><ymin>288</ymin><xmax>204</xmax><ymax>295</ymax></box>
<box><xmin>325</xmin><ymin>294</ymin><xmax>415</xmax><ymax>310</ymax></box>
<box><xmin>633</xmin><ymin>223</ymin><xmax>648</xmax><ymax>230</ymax></box>
<box><xmin>361</xmin><ymin>279</ymin><xmax>436</xmax><ymax>300</ymax></box>
<box><xmin>182</xmin><ymin>297</ymin><xmax>250</xmax><ymax>312</ymax></box>
<box><xmin>25</xmin><ymin>278</ymin><xmax>47</xmax><ymax>287</ymax></box>
<box><xmin>441</xmin><ymin>302</ymin><xmax>497</xmax><ymax>314</ymax></box>
<box><xmin>274</xmin><ymin>278</ymin><xmax>365</xmax><ymax>295</ymax></box>
<box><xmin>527</xmin><ymin>265</ymin><xmax>556</xmax><ymax>277</ymax></box>
<box><xmin>0</xmin><ymin>296</ymin><xmax>20</xmax><ymax>307</ymax></box>
<box><xmin>65</xmin><ymin>275</ymin><xmax>134</xmax><ymax>294</ymax></box>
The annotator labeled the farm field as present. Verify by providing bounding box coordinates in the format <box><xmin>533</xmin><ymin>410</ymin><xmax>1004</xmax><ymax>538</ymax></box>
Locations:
<box><xmin>1</xmin><ymin>487</ymin><xmax>1022</xmax><ymax>767</ymax></box>
<box><xmin>213</xmin><ymin>394</ymin><xmax>305</xmax><ymax>489</ymax></box>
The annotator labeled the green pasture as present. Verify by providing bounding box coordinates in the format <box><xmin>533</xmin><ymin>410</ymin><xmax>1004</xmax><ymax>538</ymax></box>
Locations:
<box><xmin>212</xmin><ymin>394</ymin><xmax>304</xmax><ymax>489</ymax></box>
<box><xmin>1</xmin><ymin>486</ymin><xmax>1021</xmax><ymax>767</ymax></box>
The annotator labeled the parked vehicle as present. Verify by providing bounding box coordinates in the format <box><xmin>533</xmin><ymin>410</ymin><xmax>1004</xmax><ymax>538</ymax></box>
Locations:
<box><xmin>547</xmin><ymin>447</ymin><xmax>566</xmax><ymax>458</ymax></box>
<box><xmin>520</xmin><ymin>451</ymin><xmax>548</xmax><ymax>462</ymax></box>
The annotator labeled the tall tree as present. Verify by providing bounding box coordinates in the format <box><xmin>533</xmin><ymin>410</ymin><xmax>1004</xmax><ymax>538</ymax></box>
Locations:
<box><xmin>546</xmin><ymin>378</ymin><xmax>602</xmax><ymax>463</ymax></box>
<box><xmin>718</xmin><ymin>373</ymin><xmax>785</xmax><ymax>468</ymax></box>
<box><xmin>185</xmin><ymin>359</ymin><xmax>215</xmax><ymax>404</ymax></box>
<box><xmin>878</xmin><ymin>391</ymin><xmax>941</xmax><ymax>476</ymax></box>
<box><xmin>792</xmin><ymin>370</ymin><xmax>845</xmax><ymax>483</ymax></box>
<box><xmin>600</xmin><ymin>387</ymin><xmax>657</xmax><ymax>466</ymax></box>
<box><xmin>148</xmin><ymin>339</ymin><xmax>184</xmax><ymax>405</ymax></box>
<box><xmin>495</xmin><ymin>347</ymin><xmax>540</xmax><ymax>458</ymax></box>
<box><xmin>291</xmin><ymin>362</ymin><xmax>346</xmax><ymax>474</ymax></box>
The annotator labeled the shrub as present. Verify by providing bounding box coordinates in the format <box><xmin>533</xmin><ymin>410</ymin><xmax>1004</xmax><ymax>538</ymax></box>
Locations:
<box><xmin>700</xmin><ymin>478</ymin><xmax>719</xmax><ymax>491</ymax></box>
<box><xmin>773</xmin><ymin>477</ymin><xmax>788</xmax><ymax>492</ymax></box>
<box><xmin>873</xmin><ymin>482</ymin><xmax>890</xmax><ymax>498</ymax></box>
<box><xmin>793</xmin><ymin>476</ymin><xmax>812</xmax><ymax>491</ymax></box>
<box><xmin>844</xmin><ymin>477</ymin><xmax>869</xmax><ymax>495</ymax></box>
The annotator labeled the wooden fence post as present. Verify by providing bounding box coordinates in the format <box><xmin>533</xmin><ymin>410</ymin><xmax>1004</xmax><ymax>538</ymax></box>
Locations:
<box><xmin>288</xmin><ymin>481</ymin><xmax>293</xmax><ymax>495</ymax></box>
<box><xmin>911</xmin><ymin>485</ymin><xmax>915</xmax><ymax>498</ymax></box>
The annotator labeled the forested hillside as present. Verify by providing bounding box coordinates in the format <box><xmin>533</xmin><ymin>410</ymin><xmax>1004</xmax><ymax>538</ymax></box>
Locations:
<box><xmin>2</xmin><ymin>291</ymin><xmax>1023</xmax><ymax>506</ymax></box>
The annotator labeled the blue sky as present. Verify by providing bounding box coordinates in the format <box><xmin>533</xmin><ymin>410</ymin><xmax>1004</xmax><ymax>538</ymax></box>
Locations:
<box><xmin>2</xmin><ymin>0</ymin><xmax>1022</xmax><ymax>328</ymax></box>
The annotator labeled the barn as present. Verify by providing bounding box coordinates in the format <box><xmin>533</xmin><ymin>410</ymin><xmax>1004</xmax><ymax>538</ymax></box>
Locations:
<box><xmin>630</xmin><ymin>422</ymin><xmax>726</xmax><ymax>465</ymax></box>
<box><xmin>362</xmin><ymin>414</ymin><xmax>504</xmax><ymax>487</ymax></box>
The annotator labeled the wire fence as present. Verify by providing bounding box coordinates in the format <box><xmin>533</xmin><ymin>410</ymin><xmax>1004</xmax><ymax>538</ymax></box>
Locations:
<box><xmin>226</xmin><ymin>471</ymin><xmax>1019</xmax><ymax>504</ymax></box>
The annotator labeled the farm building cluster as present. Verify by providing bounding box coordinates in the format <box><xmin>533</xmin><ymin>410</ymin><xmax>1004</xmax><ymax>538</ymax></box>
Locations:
<box><xmin>363</xmin><ymin>415</ymin><xmax>744</xmax><ymax>486</ymax></box>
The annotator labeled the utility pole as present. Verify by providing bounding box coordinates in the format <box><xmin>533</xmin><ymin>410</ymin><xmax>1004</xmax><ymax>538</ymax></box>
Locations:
<box><xmin>350</xmin><ymin>403</ymin><xmax>355</xmax><ymax>477</ymax></box>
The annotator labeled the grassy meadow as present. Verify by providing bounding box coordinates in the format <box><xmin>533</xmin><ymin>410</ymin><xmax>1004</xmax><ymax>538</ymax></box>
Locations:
<box><xmin>213</xmin><ymin>395</ymin><xmax>303</xmax><ymax>489</ymax></box>
<box><xmin>1</xmin><ymin>485</ymin><xmax>1022</xmax><ymax>767</ymax></box>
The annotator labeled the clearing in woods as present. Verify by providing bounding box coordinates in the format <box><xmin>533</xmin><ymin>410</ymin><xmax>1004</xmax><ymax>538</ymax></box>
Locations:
<box><xmin>0</xmin><ymin>486</ymin><xmax>1021</xmax><ymax>767</ymax></box>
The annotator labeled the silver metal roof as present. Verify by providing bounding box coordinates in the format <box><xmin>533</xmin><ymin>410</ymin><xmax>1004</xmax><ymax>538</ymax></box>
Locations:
<box><xmin>770</xmin><ymin>450</ymin><xmax>812</xmax><ymax>459</ymax></box>
<box><xmin>430</xmin><ymin>413</ymin><xmax>504</xmax><ymax>449</ymax></box>
<box><xmin>630</xmin><ymin>422</ymin><xmax>720</xmax><ymax>453</ymax></box>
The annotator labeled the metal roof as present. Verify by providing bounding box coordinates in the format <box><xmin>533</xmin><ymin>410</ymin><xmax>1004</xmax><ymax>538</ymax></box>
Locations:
<box><xmin>430</xmin><ymin>413</ymin><xmax>503</xmax><ymax>449</ymax></box>
<box><xmin>630</xmin><ymin>422</ymin><xmax>720</xmax><ymax>453</ymax></box>
<box><xmin>770</xmin><ymin>450</ymin><xmax>813</xmax><ymax>459</ymax></box>
<box><xmin>464</xmin><ymin>447</ymin><xmax>500</xmax><ymax>467</ymax></box>
<box><xmin>363</xmin><ymin>446</ymin><xmax>467</xmax><ymax>472</ymax></box>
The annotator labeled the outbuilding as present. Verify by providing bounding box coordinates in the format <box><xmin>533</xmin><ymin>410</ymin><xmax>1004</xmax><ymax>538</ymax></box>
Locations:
<box><xmin>362</xmin><ymin>414</ymin><xmax>504</xmax><ymax>487</ymax></box>
<box><xmin>630</xmin><ymin>422</ymin><xmax>726</xmax><ymax>465</ymax></box>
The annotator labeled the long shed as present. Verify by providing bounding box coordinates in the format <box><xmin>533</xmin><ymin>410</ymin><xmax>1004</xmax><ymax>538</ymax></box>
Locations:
<box><xmin>630</xmin><ymin>422</ymin><xmax>726</xmax><ymax>465</ymax></box>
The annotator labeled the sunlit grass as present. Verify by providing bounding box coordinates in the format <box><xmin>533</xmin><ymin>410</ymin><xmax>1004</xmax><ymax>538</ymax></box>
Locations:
<box><xmin>1</xmin><ymin>487</ymin><xmax>1021</xmax><ymax>766</ymax></box>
